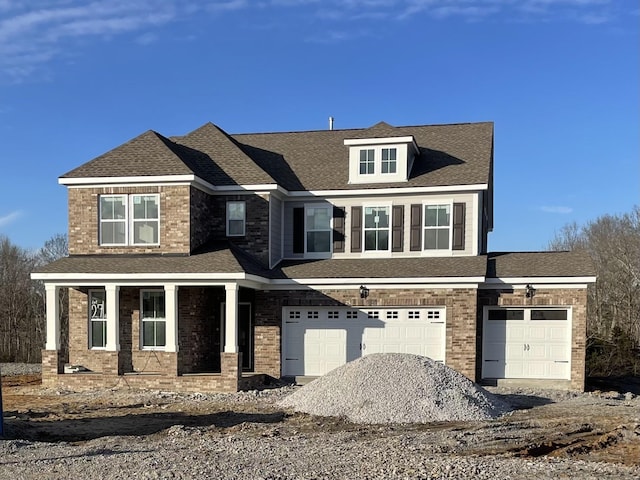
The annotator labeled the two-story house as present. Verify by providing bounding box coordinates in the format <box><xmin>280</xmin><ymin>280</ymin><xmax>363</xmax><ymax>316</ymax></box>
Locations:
<box><xmin>32</xmin><ymin>120</ymin><xmax>595</xmax><ymax>392</ymax></box>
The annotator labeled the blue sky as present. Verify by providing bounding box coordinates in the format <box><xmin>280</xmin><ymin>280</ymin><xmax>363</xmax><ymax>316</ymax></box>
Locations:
<box><xmin>0</xmin><ymin>0</ymin><xmax>638</xmax><ymax>252</ymax></box>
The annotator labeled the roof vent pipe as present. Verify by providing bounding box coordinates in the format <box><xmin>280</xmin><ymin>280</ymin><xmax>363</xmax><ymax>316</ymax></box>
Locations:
<box><xmin>329</xmin><ymin>116</ymin><xmax>334</xmax><ymax>130</ymax></box>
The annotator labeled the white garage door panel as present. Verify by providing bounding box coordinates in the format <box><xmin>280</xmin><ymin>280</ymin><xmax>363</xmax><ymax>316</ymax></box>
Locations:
<box><xmin>283</xmin><ymin>307</ymin><xmax>446</xmax><ymax>376</ymax></box>
<box><xmin>482</xmin><ymin>308</ymin><xmax>571</xmax><ymax>380</ymax></box>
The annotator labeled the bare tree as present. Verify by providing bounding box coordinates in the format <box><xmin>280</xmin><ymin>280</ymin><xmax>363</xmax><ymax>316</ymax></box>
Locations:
<box><xmin>548</xmin><ymin>206</ymin><xmax>640</xmax><ymax>376</ymax></box>
<box><xmin>0</xmin><ymin>234</ymin><xmax>68</xmax><ymax>363</ymax></box>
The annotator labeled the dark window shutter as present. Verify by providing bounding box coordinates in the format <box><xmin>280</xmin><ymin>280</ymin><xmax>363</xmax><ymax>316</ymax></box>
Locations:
<box><xmin>333</xmin><ymin>206</ymin><xmax>345</xmax><ymax>253</ymax></box>
<box><xmin>452</xmin><ymin>202</ymin><xmax>466</xmax><ymax>250</ymax></box>
<box><xmin>293</xmin><ymin>207</ymin><xmax>304</xmax><ymax>254</ymax></box>
<box><xmin>351</xmin><ymin>206</ymin><xmax>362</xmax><ymax>253</ymax></box>
<box><xmin>410</xmin><ymin>204</ymin><xmax>422</xmax><ymax>251</ymax></box>
<box><xmin>392</xmin><ymin>205</ymin><xmax>404</xmax><ymax>252</ymax></box>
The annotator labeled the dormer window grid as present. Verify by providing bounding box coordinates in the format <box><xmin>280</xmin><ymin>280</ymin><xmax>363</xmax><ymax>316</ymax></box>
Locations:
<box><xmin>359</xmin><ymin>149</ymin><xmax>375</xmax><ymax>175</ymax></box>
<box><xmin>381</xmin><ymin>148</ymin><xmax>397</xmax><ymax>174</ymax></box>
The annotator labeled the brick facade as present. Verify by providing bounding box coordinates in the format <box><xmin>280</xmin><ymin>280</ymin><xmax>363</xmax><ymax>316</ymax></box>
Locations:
<box><xmin>68</xmin><ymin>185</ymin><xmax>192</xmax><ymax>255</ymax></box>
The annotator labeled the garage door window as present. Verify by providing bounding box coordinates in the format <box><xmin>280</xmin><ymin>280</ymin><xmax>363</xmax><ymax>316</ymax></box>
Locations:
<box><xmin>531</xmin><ymin>309</ymin><xmax>568</xmax><ymax>320</ymax></box>
<box><xmin>488</xmin><ymin>309</ymin><xmax>524</xmax><ymax>320</ymax></box>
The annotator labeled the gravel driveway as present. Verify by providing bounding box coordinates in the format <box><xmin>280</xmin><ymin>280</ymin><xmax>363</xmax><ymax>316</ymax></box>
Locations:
<box><xmin>1</xmin><ymin>364</ymin><xmax>639</xmax><ymax>479</ymax></box>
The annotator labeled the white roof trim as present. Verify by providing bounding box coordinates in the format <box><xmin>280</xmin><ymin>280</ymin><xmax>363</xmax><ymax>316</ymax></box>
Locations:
<box><xmin>267</xmin><ymin>282</ymin><xmax>481</xmax><ymax>290</ymax></box>
<box><xmin>288</xmin><ymin>184</ymin><xmax>488</xmax><ymax>197</ymax></box>
<box><xmin>59</xmin><ymin>173</ymin><xmax>486</xmax><ymax>197</ymax></box>
<box><xmin>269</xmin><ymin>276</ymin><xmax>485</xmax><ymax>285</ymax></box>
<box><xmin>59</xmin><ymin>175</ymin><xmax>197</xmax><ymax>186</ymax></box>
<box><xmin>31</xmin><ymin>272</ymin><xmax>266</xmax><ymax>283</ymax></box>
<box><xmin>481</xmin><ymin>276</ymin><xmax>596</xmax><ymax>288</ymax></box>
<box><xmin>344</xmin><ymin>136</ymin><xmax>415</xmax><ymax>145</ymax></box>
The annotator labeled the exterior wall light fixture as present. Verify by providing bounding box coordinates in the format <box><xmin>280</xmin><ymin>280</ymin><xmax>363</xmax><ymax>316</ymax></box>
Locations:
<box><xmin>359</xmin><ymin>285</ymin><xmax>370</xmax><ymax>299</ymax></box>
<box><xmin>525</xmin><ymin>284</ymin><xmax>536</xmax><ymax>298</ymax></box>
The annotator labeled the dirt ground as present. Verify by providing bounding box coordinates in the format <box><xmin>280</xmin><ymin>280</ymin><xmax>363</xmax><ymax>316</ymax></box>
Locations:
<box><xmin>2</xmin><ymin>374</ymin><xmax>639</xmax><ymax>467</ymax></box>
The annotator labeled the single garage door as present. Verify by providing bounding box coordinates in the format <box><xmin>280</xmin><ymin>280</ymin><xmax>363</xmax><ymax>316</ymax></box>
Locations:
<box><xmin>482</xmin><ymin>307</ymin><xmax>571</xmax><ymax>380</ymax></box>
<box><xmin>282</xmin><ymin>307</ymin><xmax>446</xmax><ymax>377</ymax></box>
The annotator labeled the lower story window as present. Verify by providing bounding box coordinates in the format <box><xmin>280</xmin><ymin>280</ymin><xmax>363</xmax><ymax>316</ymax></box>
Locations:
<box><xmin>89</xmin><ymin>290</ymin><xmax>106</xmax><ymax>348</ymax></box>
<box><xmin>141</xmin><ymin>290</ymin><xmax>166</xmax><ymax>348</ymax></box>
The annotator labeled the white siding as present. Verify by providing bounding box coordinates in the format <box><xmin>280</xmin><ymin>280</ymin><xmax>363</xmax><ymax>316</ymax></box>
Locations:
<box><xmin>269</xmin><ymin>195</ymin><xmax>283</xmax><ymax>268</ymax></box>
<box><xmin>282</xmin><ymin>192</ymin><xmax>480</xmax><ymax>260</ymax></box>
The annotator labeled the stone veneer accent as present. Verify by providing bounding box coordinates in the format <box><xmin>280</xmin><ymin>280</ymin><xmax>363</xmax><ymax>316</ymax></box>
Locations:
<box><xmin>68</xmin><ymin>185</ymin><xmax>192</xmax><ymax>255</ymax></box>
<box><xmin>477</xmin><ymin>288</ymin><xmax>588</xmax><ymax>390</ymax></box>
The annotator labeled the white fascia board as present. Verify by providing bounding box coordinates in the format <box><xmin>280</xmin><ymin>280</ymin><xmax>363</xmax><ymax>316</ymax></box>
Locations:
<box><xmin>267</xmin><ymin>282</ymin><xmax>481</xmax><ymax>291</ymax></box>
<box><xmin>481</xmin><ymin>276</ymin><xmax>596</xmax><ymax>288</ymax></box>
<box><xmin>32</xmin><ymin>272</ymin><xmax>250</xmax><ymax>282</ymax></box>
<box><xmin>344</xmin><ymin>136</ymin><xmax>415</xmax><ymax>146</ymax></box>
<box><xmin>287</xmin><ymin>184</ymin><xmax>488</xmax><ymax>198</ymax></box>
<box><xmin>59</xmin><ymin>175</ymin><xmax>197</xmax><ymax>186</ymax></box>
<box><xmin>211</xmin><ymin>184</ymin><xmax>281</xmax><ymax>192</ymax></box>
<box><xmin>268</xmin><ymin>276</ymin><xmax>485</xmax><ymax>287</ymax></box>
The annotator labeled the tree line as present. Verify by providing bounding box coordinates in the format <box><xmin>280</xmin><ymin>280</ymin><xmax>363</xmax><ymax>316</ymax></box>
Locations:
<box><xmin>0</xmin><ymin>234</ymin><xmax>68</xmax><ymax>363</ymax></box>
<box><xmin>548</xmin><ymin>205</ymin><xmax>640</xmax><ymax>376</ymax></box>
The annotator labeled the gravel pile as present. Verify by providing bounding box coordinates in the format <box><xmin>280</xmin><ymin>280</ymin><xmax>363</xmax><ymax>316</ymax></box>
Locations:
<box><xmin>279</xmin><ymin>353</ymin><xmax>512</xmax><ymax>423</ymax></box>
<box><xmin>0</xmin><ymin>363</ymin><xmax>41</xmax><ymax>376</ymax></box>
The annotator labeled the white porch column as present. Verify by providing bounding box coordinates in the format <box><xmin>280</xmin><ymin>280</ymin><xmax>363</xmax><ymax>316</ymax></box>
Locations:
<box><xmin>164</xmin><ymin>284</ymin><xmax>179</xmax><ymax>352</ymax></box>
<box><xmin>44</xmin><ymin>284</ymin><xmax>60</xmax><ymax>350</ymax></box>
<box><xmin>224</xmin><ymin>283</ymin><xmax>239</xmax><ymax>353</ymax></box>
<box><xmin>105</xmin><ymin>284</ymin><xmax>120</xmax><ymax>351</ymax></box>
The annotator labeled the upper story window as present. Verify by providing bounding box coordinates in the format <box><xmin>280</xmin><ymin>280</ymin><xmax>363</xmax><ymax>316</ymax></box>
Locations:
<box><xmin>359</xmin><ymin>149</ymin><xmax>375</xmax><ymax>175</ymax></box>
<box><xmin>306</xmin><ymin>205</ymin><xmax>331</xmax><ymax>254</ymax></box>
<box><xmin>227</xmin><ymin>201</ymin><xmax>246</xmax><ymax>236</ymax></box>
<box><xmin>99</xmin><ymin>194</ymin><xmax>159</xmax><ymax>246</ymax></box>
<box><xmin>424</xmin><ymin>204</ymin><xmax>451</xmax><ymax>250</ymax></box>
<box><xmin>141</xmin><ymin>290</ymin><xmax>166</xmax><ymax>349</ymax></box>
<box><xmin>89</xmin><ymin>289</ymin><xmax>106</xmax><ymax>349</ymax></box>
<box><xmin>381</xmin><ymin>148</ymin><xmax>397</xmax><ymax>173</ymax></box>
<box><xmin>364</xmin><ymin>206</ymin><xmax>390</xmax><ymax>251</ymax></box>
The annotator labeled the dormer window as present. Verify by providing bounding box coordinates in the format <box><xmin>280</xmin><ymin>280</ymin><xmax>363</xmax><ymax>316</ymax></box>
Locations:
<box><xmin>381</xmin><ymin>148</ymin><xmax>397</xmax><ymax>174</ymax></box>
<box><xmin>359</xmin><ymin>149</ymin><xmax>375</xmax><ymax>174</ymax></box>
<box><xmin>346</xmin><ymin>136</ymin><xmax>418</xmax><ymax>184</ymax></box>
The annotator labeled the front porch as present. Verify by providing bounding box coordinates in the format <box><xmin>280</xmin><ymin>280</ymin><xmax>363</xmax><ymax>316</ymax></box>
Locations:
<box><xmin>41</xmin><ymin>282</ymin><xmax>281</xmax><ymax>393</ymax></box>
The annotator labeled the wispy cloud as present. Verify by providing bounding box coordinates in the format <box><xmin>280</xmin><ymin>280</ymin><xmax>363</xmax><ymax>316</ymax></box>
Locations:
<box><xmin>540</xmin><ymin>206</ymin><xmax>574</xmax><ymax>214</ymax></box>
<box><xmin>0</xmin><ymin>0</ymin><xmax>625</xmax><ymax>83</ymax></box>
<box><xmin>0</xmin><ymin>210</ymin><xmax>22</xmax><ymax>227</ymax></box>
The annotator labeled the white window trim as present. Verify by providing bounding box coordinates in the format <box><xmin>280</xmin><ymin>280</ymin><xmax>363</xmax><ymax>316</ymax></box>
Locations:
<box><xmin>130</xmin><ymin>194</ymin><xmax>161</xmax><ymax>246</ymax></box>
<box><xmin>304</xmin><ymin>204</ymin><xmax>332</xmax><ymax>258</ymax></box>
<box><xmin>88</xmin><ymin>289</ymin><xmax>107</xmax><ymax>350</ymax></box>
<box><xmin>226</xmin><ymin>200</ymin><xmax>246</xmax><ymax>237</ymax></box>
<box><xmin>422</xmin><ymin>201</ymin><xmax>453</xmax><ymax>256</ymax></box>
<box><xmin>362</xmin><ymin>204</ymin><xmax>392</xmax><ymax>255</ymax></box>
<box><xmin>359</xmin><ymin>149</ymin><xmax>375</xmax><ymax>175</ymax></box>
<box><xmin>381</xmin><ymin>147</ymin><xmax>397</xmax><ymax>174</ymax></box>
<box><xmin>99</xmin><ymin>194</ymin><xmax>128</xmax><ymax>246</ymax></box>
<box><xmin>99</xmin><ymin>194</ymin><xmax>160</xmax><ymax>247</ymax></box>
<box><xmin>140</xmin><ymin>288</ymin><xmax>166</xmax><ymax>350</ymax></box>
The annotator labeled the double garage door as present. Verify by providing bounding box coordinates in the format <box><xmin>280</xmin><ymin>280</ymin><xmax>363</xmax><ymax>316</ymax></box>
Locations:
<box><xmin>282</xmin><ymin>307</ymin><xmax>446</xmax><ymax>377</ymax></box>
<box><xmin>482</xmin><ymin>307</ymin><xmax>572</xmax><ymax>380</ymax></box>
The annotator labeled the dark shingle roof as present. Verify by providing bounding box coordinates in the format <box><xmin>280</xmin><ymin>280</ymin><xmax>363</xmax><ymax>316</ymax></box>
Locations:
<box><xmin>232</xmin><ymin>122</ymin><xmax>494</xmax><ymax>191</ymax></box>
<box><xmin>272</xmin><ymin>256</ymin><xmax>488</xmax><ymax>279</ymax></box>
<box><xmin>35</xmin><ymin>243</ymin><xmax>269</xmax><ymax>277</ymax></box>
<box><xmin>61</xmin><ymin>131</ymin><xmax>195</xmax><ymax>178</ymax></box>
<box><xmin>486</xmin><ymin>251</ymin><xmax>596</xmax><ymax>278</ymax></box>
<box><xmin>60</xmin><ymin>121</ymin><xmax>494</xmax><ymax>191</ymax></box>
